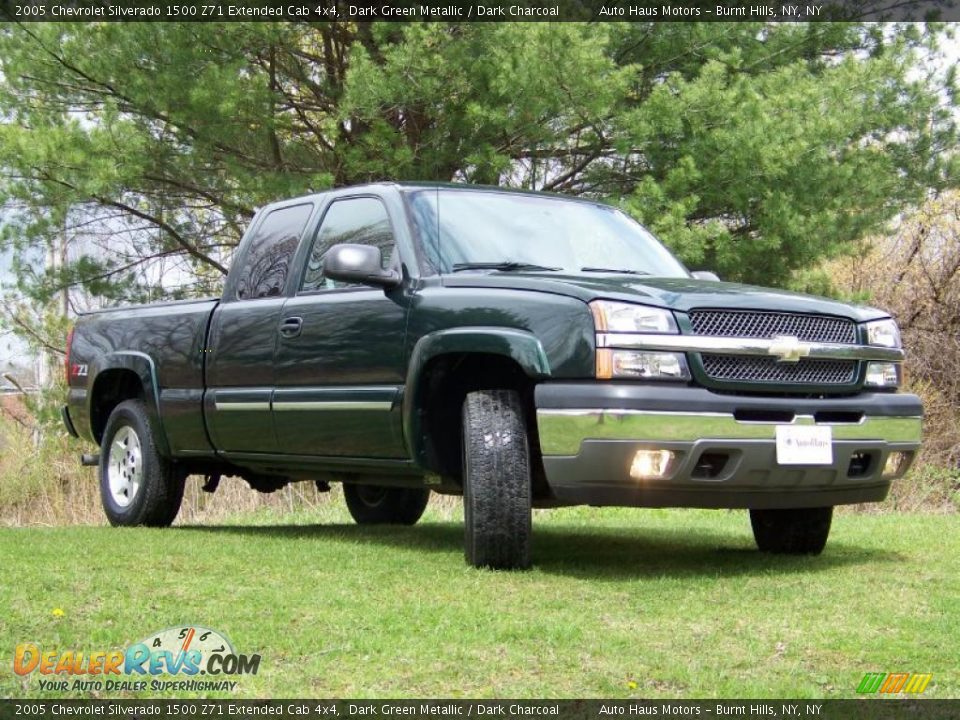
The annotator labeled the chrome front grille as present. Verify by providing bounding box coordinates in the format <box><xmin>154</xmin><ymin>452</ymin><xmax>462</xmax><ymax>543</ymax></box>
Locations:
<box><xmin>701</xmin><ymin>355</ymin><xmax>857</xmax><ymax>385</ymax></box>
<box><xmin>689</xmin><ymin>310</ymin><xmax>857</xmax><ymax>344</ymax></box>
<box><xmin>689</xmin><ymin>310</ymin><xmax>860</xmax><ymax>387</ymax></box>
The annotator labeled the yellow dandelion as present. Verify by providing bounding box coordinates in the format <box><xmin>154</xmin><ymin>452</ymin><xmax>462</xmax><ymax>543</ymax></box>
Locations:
<box><xmin>627</xmin><ymin>680</ymin><xmax>638</xmax><ymax>690</ymax></box>
<box><xmin>52</xmin><ymin>608</ymin><xmax>65</xmax><ymax>617</ymax></box>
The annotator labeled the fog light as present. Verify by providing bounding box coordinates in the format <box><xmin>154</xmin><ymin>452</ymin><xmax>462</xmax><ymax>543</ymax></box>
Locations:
<box><xmin>865</xmin><ymin>362</ymin><xmax>901</xmax><ymax>388</ymax></box>
<box><xmin>630</xmin><ymin>449</ymin><xmax>677</xmax><ymax>480</ymax></box>
<box><xmin>882</xmin><ymin>451</ymin><xmax>910</xmax><ymax>479</ymax></box>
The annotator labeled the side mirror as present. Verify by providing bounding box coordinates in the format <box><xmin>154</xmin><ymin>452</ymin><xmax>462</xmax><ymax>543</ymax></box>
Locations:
<box><xmin>691</xmin><ymin>270</ymin><xmax>720</xmax><ymax>282</ymax></box>
<box><xmin>323</xmin><ymin>244</ymin><xmax>400</xmax><ymax>289</ymax></box>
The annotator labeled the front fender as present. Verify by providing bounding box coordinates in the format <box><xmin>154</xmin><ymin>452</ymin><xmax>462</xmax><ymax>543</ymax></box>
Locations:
<box><xmin>402</xmin><ymin>327</ymin><xmax>551</xmax><ymax>465</ymax></box>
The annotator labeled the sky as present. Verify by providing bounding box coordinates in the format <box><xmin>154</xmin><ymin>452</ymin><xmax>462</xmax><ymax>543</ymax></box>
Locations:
<box><xmin>0</xmin><ymin>246</ymin><xmax>31</xmax><ymax>381</ymax></box>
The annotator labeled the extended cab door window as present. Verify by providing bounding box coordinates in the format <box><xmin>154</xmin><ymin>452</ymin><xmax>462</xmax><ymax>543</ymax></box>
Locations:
<box><xmin>274</xmin><ymin>196</ymin><xmax>409</xmax><ymax>458</ymax></box>
<box><xmin>301</xmin><ymin>197</ymin><xmax>395</xmax><ymax>292</ymax></box>
<box><xmin>206</xmin><ymin>203</ymin><xmax>314</xmax><ymax>455</ymax></box>
<box><xmin>236</xmin><ymin>203</ymin><xmax>314</xmax><ymax>299</ymax></box>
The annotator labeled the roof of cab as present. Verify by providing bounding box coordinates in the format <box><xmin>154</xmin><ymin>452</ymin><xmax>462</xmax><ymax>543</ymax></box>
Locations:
<box><xmin>260</xmin><ymin>181</ymin><xmax>608</xmax><ymax>212</ymax></box>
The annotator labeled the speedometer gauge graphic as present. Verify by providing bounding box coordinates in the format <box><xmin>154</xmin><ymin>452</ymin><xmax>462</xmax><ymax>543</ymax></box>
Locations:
<box><xmin>137</xmin><ymin>625</ymin><xmax>234</xmax><ymax>657</ymax></box>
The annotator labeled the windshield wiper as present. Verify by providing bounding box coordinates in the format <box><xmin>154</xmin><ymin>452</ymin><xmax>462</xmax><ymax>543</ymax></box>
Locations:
<box><xmin>580</xmin><ymin>267</ymin><xmax>651</xmax><ymax>276</ymax></box>
<box><xmin>451</xmin><ymin>262</ymin><xmax>561</xmax><ymax>273</ymax></box>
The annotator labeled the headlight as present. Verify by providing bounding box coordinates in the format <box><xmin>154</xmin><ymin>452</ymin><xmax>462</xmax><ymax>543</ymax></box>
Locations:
<box><xmin>596</xmin><ymin>350</ymin><xmax>691</xmax><ymax>380</ymax></box>
<box><xmin>865</xmin><ymin>319</ymin><xmax>901</xmax><ymax>348</ymax></box>
<box><xmin>590</xmin><ymin>300</ymin><xmax>677</xmax><ymax>334</ymax></box>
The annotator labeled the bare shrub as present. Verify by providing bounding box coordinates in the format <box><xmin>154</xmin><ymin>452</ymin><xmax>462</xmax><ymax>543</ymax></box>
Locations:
<box><xmin>828</xmin><ymin>191</ymin><xmax>960</xmax><ymax>511</ymax></box>
<box><xmin>0</xmin><ymin>404</ymin><xmax>463</xmax><ymax>527</ymax></box>
<box><xmin>0</xmin><ymin>407</ymin><xmax>328</xmax><ymax>527</ymax></box>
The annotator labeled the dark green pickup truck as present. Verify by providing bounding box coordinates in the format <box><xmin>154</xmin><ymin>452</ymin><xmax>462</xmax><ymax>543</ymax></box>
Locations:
<box><xmin>64</xmin><ymin>183</ymin><xmax>922</xmax><ymax>569</ymax></box>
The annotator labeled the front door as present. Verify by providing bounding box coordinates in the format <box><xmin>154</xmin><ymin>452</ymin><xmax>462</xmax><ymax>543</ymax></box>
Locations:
<box><xmin>273</xmin><ymin>196</ymin><xmax>410</xmax><ymax>458</ymax></box>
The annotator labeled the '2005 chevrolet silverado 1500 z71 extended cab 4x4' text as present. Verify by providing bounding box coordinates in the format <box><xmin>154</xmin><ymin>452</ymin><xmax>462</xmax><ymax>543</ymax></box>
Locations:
<box><xmin>64</xmin><ymin>183</ymin><xmax>922</xmax><ymax>569</ymax></box>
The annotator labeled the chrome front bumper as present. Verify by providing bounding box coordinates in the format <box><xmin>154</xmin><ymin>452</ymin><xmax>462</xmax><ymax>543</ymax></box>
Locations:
<box><xmin>537</xmin><ymin>410</ymin><xmax>921</xmax><ymax>455</ymax></box>
<box><xmin>534</xmin><ymin>383</ymin><xmax>923</xmax><ymax>509</ymax></box>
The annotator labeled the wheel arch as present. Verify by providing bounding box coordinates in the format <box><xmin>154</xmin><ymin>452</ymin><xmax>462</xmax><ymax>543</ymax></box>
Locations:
<box><xmin>89</xmin><ymin>352</ymin><xmax>170</xmax><ymax>456</ymax></box>
<box><xmin>403</xmin><ymin>327</ymin><xmax>551</xmax><ymax>483</ymax></box>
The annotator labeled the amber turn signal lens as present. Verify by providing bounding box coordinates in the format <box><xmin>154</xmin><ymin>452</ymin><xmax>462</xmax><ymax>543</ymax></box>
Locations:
<box><xmin>596</xmin><ymin>348</ymin><xmax>614</xmax><ymax>379</ymax></box>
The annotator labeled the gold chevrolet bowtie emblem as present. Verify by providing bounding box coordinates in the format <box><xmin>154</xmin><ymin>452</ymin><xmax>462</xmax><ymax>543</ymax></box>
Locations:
<box><xmin>768</xmin><ymin>335</ymin><xmax>810</xmax><ymax>363</ymax></box>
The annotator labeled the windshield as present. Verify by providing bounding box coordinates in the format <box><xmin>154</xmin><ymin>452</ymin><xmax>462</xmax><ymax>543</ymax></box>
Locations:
<box><xmin>405</xmin><ymin>189</ymin><xmax>689</xmax><ymax>278</ymax></box>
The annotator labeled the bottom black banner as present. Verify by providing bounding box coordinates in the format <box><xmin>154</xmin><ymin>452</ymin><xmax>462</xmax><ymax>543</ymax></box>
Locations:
<box><xmin>1</xmin><ymin>700</ymin><xmax>959</xmax><ymax>720</ymax></box>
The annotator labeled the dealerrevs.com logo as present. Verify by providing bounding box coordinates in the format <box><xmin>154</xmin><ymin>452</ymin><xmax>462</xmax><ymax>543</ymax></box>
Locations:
<box><xmin>14</xmin><ymin>626</ymin><xmax>261</xmax><ymax>693</ymax></box>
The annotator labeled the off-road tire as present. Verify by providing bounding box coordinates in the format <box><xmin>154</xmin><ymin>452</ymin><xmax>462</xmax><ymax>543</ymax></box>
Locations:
<box><xmin>461</xmin><ymin>389</ymin><xmax>532</xmax><ymax>570</ymax></box>
<box><xmin>99</xmin><ymin>399</ymin><xmax>185</xmax><ymax>527</ymax></box>
<box><xmin>750</xmin><ymin>507</ymin><xmax>833</xmax><ymax>555</ymax></box>
<box><xmin>343</xmin><ymin>484</ymin><xmax>430</xmax><ymax>525</ymax></box>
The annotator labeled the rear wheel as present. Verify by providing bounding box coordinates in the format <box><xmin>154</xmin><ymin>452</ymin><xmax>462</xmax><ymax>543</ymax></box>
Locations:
<box><xmin>750</xmin><ymin>507</ymin><xmax>833</xmax><ymax>555</ymax></box>
<box><xmin>461</xmin><ymin>389</ymin><xmax>532</xmax><ymax>570</ymax></box>
<box><xmin>343</xmin><ymin>484</ymin><xmax>430</xmax><ymax>525</ymax></box>
<box><xmin>99</xmin><ymin>399</ymin><xmax>185</xmax><ymax>527</ymax></box>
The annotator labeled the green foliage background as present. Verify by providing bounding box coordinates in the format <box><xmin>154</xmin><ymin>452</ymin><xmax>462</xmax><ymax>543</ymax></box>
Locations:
<box><xmin>0</xmin><ymin>21</ymin><xmax>957</xmax><ymax>335</ymax></box>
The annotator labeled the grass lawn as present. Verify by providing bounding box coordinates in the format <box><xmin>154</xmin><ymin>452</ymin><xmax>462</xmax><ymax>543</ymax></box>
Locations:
<box><xmin>2</xmin><ymin>500</ymin><xmax>957</xmax><ymax>699</ymax></box>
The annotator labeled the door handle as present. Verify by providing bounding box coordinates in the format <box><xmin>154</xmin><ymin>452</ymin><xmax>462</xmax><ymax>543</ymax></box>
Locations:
<box><xmin>278</xmin><ymin>316</ymin><xmax>303</xmax><ymax>338</ymax></box>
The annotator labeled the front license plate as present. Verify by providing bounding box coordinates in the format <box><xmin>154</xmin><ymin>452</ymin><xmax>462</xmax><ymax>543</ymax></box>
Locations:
<box><xmin>775</xmin><ymin>426</ymin><xmax>833</xmax><ymax>465</ymax></box>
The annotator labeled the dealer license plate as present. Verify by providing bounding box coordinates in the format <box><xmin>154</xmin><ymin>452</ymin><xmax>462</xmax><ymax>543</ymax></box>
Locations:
<box><xmin>775</xmin><ymin>425</ymin><xmax>833</xmax><ymax>465</ymax></box>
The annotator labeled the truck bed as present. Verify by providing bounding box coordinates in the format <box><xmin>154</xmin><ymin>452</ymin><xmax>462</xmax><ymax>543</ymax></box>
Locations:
<box><xmin>68</xmin><ymin>297</ymin><xmax>219</xmax><ymax>455</ymax></box>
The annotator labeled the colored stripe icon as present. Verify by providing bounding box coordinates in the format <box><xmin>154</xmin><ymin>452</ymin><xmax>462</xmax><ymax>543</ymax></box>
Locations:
<box><xmin>857</xmin><ymin>672</ymin><xmax>933</xmax><ymax>694</ymax></box>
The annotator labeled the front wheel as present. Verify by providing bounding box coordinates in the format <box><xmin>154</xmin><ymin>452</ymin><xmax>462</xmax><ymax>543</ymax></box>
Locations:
<box><xmin>99</xmin><ymin>399</ymin><xmax>185</xmax><ymax>527</ymax></box>
<box><xmin>462</xmin><ymin>389</ymin><xmax>532</xmax><ymax>570</ymax></box>
<box><xmin>750</xmin><ymin>507</ymin><xmax>833</xmax><ymax>555</ymax></box>
<box><xmin>343</xmin><ymin>484</ymin><xmax>430</xmax><ymax>525</ymax></box>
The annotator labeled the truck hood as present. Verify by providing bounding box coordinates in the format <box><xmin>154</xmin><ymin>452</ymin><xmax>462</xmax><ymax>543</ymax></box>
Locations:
<box><xmin>442</xmin><ymin>273</ymin><xmax>889</xmax><ymax>322</ymax></box>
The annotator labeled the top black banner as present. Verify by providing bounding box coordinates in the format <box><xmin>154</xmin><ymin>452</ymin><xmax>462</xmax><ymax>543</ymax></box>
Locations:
<box><xmin>0</xmin><ymin>699</ymin><xmax>960</xmax><ymax>720</ymax></box>
<box><xmin>1</xmin><ymin>701</ymin><xmax>960</xmax><ymax>720</ymax></box>
<box><xmin>0</xmin><ymin>0</ymin><xmax>958</xmax><ymax>22</ymax></box>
